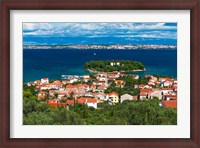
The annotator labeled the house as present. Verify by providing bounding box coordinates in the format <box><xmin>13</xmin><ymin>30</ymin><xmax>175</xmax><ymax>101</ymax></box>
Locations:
<box><xmin>145</xmin><ymin>74</ymin><xmax>152</xmax><ymax>78</ymax></box>
<box><xmin>173</xmin><ymin>85</ymin><xmax>177</xmax><ymax>92</ymax></box>
<box><xmin>138</xmin><ymin>84</ymin><xmax>152</xmax><ymax>89</ymax></box>
<box><xmin>110</xmin><ymin>62</ymin><xmax>114</xmax><ymax>66</ymax></box>
<box><xmin>93</xmin><ymin>80</ymin><xmax>107</xmax><ymax>86</ymax></box>
<box><xmin>148</xmin><ymin>79</ymin><xmax>155</xmax><ymax>86</ymax></box>
<box><xmin>150</xmin><ymin>90</ymin><xmax>163</xmax><ymax>100</ymax></box>
<box><xmin>139</xmin><ymin>89</ymin><xmax>153</xmax><ymax>100</ymax></box>
<box><xmin>155</xmin><ymin>80</ymin><xmax>161</xmax><ymax>86</ymax></box>
<box><xmin>99</xmin><ymin>72</ymin><xmax>108</xmax><ymax>78</ymax></box>
<box><xmin>131</xmin><ymin>74</ymin><xmax>139</xmax><ymax>80</ymax></box>
<box><xmin>83</xmin><ymin>75</ymin><xmax>90</xmax><ymax>79</ymax></box>
<box><xmin>58</xmin><ymin>91</ymin><xmax>68</xmax><ymax>99</ymax></box>
<box><xmin>163</xmin><ymin>81</ymin><xmax>173</xmax><ymax>87</ymax></box>
<box><xmin>47</xmin><ymin>99</ymin><xmax>59</xmax><ymax>104</ymax></box>
<box><xmin>84</xmin><ymin>92</ymin><xmax>94</xmax><ymax>97</ymax></box>
<box><xmin>120</xmin><ymin>94</ymin><xmax>133</xmax><ymax>103</ymax></box>
<box><xmin>108</xmin><ymin>72</ymin><xmax>120</xmax><ymax>79</ymax></box>
<box><xmin>139</xmin><ymin>92</ymin><xmax>148</xmax><ymax>100</ymax></box>
<box><xmin>34</xmin><ymin>80</ymin><xmax>41</xmax><ymax>85</ymax></box>
<box><xmin>114</xmin><ymin>80</ymin><xmax>125</xmax><ymax>88</ymax></box>
<box><xmin>90</xmin><ymin>85</ymin><xmax>96</xmax><ymax>92</ymax></box>
<box><xmin>163</xmin><ymin>94</ymin><xmax>177</xmax><ymax>101</ymax></box>
<box><xmin>132</xmin><ymin>96</ymin><xmax>138</xmax><ymax>100</ymax></box>
<box><xmin>138</xmin><ymin>84</ymin><xmax>145</xmax><ymax>89</ymax></box>
<box><xmin>38</xmin><ymin>91</ymin><xmax>48</xmax><ymax>100</ymax></box>
<box><xmin>106</xmin><ymin>92</ymin><xmax>119</xmax><ymax>104</ymax></box>
<box><xmin>94</xmin><ymin>92</ymin><xmax>106</xmax><ymax>100</ymax></box>
<box><xmin>77</xmin><ymin>97</ymin><xmax>98</xmax><ymax>109</ymax></box>
<box><xmin>159</xmin><ymin>77</ymin><xmax>174</xmax><ymax>84</ymax></box>
<box><xmin>161</xmin><ymin>100</ymin><xmax>177</xmax><ymax>108</ymax></box>
<box><xmin>76</xmin><ymin>84</ymin><xmax>89</xmax><ymax>93</ymax></box>
<box><xmin>110</xmin><ymin>62</ymin><xmax>120</xmax><ymax>66</ymax></box>
<box><xmin>159</xmin><ymin>77</ymin><xmax>167</xmax><ymax>83</ymax></box>
<box><xmin>150</xmin><ymin>76</ymin><xmax>158</xmax><ymax>82</ymax></box>
<box><xmin>40</xmin><ymin>84</ymin><xmax>51</xmax><ymax>90</ymax></box>
<box><xmin>97</xmin><ymin>77</ymin><xmax>107</xmax><ymax>82</ymax></box>
<box><xmin>62</xmin><ymin>80</ymin><xmax>68</xmax><ymax>85</ymax></box>
<box><xmin>41</xmin><ymin>78</ymin><xmax>49</xmax><ymax>84</ymax></box>
<box><xmin>49</xmin><ymin>90</ymin><xmax>58</xmax><ymax>97</ymax></box>
<box><xmin>66</xmin><ymin>84</ymin><xmax>77</xmax><ymax>92</ymax></box>
<box><xmin>68</xmin><ymin>77</ymin><xmax>78</xmax><ymax>83</ymax></box>
<box><xmin>66</xmin><ymin>100</ymin><xmax>75</xmax><ymax>106</ymax></box>
<box><xmin>52</xmin><ymin>80</ymin><xmax>63</xmax><ymax>89</ymax></box>
<box><xmin>34</xmin><ymin>86</ymin><xmax>40</xmax><ymax>91</ymax></box>
<box><xmin>27</xmin><ymin>82</ymin><xmax>35</xmax><ymax>86</ymax></box>
<box><xmin>47</xmin><ymin>99</ymin><xmax>67</xmax><ymax>108</ymax></box>
<box><xmin>120</xmin><ymin>73</ymin><xmax>126</xmax><ymax>77</ymax></box>
<box><xmin>97</xmin><ymin>84</ymin><xmax>107</xmax><ymax>92</ymax></box>
<box><xmin>161</xmin><ymin>88</ymin><xmax>174</xmax><ymax>95</ymax></box>
<box><xmin>83</xmin><ymin>75</ymin><xmax>90</xmax><ymax>82</ymax></box>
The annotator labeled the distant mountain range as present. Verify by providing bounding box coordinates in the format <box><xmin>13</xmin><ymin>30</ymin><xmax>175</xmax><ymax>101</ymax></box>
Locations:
<box><xmin>23</xmin><ymin>44</ymin><xmax>177</xmax><ymax>50</ymax></box>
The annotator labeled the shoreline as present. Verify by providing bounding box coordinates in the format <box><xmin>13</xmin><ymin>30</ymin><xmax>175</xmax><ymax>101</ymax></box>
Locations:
<box><xmin>86</xmin><ymin>68</ymin><xmax>146</xmax><ymax>73</ymax></box>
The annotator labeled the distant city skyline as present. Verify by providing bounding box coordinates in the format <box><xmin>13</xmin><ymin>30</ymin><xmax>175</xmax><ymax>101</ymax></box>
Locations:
<box><xmin>23</xmin><ymin>22</ymin><xmax>177</xmax><ymax>45</ymax></box>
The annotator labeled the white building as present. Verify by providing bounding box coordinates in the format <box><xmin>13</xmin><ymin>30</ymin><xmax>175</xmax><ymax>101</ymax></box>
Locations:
<box><xmin>120</xmin><ymin>94</ymin><xmax>133</xmax><ymax>103</ymax></box>
<box><xmin>41</xmin><ymin>78</ymin><xmax>49</xmax><ymax>84</ymax></box>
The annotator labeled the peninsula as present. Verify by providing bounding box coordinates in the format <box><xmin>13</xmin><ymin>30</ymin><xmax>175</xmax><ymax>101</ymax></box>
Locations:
<box><xmin>84</xmin><ymin>60</ymin><xmax>145</xmax><ymax>72</ymax></box>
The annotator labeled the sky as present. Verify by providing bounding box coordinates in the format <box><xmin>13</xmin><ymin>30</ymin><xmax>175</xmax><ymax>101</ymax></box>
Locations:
<box><xmin>23</xmin><ymin>22</ymin><xmax>177</xmax><ymax>45</ymax></box>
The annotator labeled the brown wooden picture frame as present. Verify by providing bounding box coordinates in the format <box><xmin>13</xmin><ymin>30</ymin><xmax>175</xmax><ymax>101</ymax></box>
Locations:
<box><xmin>0</xmin><ymin>0</ymin><xmax>199</xmax><ymax>147</ymax></box>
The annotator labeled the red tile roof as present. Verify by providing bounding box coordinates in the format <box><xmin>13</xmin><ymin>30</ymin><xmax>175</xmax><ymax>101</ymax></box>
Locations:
<box><xmin>53</xmin><ymin>80</ymin><xmax>62</xmax><ymax>85</ymax></box>
<box><xmin>107</xmin><ymin>92</ymin><xmax>118</xmax><ymax>96</ymax></box>
<box><xmin>28</xmin><ymin>82</ymin><xmax>35</xmax><ymax>84</ymax></box>
<box><xmin>78</xmin><ymin>97</ymin><xmax>97</xmax><ymax>104</ymax></box>
<box><xmin>161</xmin><ymin>88</ymin><xmax>173</xmax><ymax>90</ymax></box>
<box><xmin>140</xmin><ymin>89</ymin><xmax>152</xmax><ymax>93</ymax></box>
<box><xmin>115</xmin><ymin>80</ymin><xmax>124</xmax><ymax>83</ymax></box>
<box><xmin>38</xmin><ymin>91</ymin><xmax>47</xmax><ymax>95</ymax></box>
<box><xmin>140</xmin><ymin>92</ymin><xmax>148</xmax><ymax>96</ymax></box>
<box><xmin>162</xmin><ymin>100</ymin><xmax>177</xmax><ymax>108</ymax></box>
<box><xmin>145</xmin><ymin>74</ymin><xmax>152</xmax><ymax>78</ymax></box>
<box><xmin>42</xmin><ymin>78</ymin><xmax>48</xmax><ymax>80</ymax></box>
<box><xmin>66</xmin><ymin>100</ymin><xmax>74</xmax><ymax>105</ymax></box>
<box><xmin>49</xmin><ymin>103</ymin><xmax>67</xmax><ymax>107</ymax></box>
<box><xmin>132</xmin><ymin>96</ymin><xmax>138</xmax><ymax>100</ymax></box>
<box><xmin>66</xmin><ymin>84</ymin><xmax>76</xmax><ymax>89</ymax></box>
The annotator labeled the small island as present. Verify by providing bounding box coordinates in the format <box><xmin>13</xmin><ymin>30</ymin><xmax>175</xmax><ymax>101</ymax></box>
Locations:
<box><xmin>84</xmin><ymin>60</ymin><xmax>145</xmax><ymax>72</ymax></box>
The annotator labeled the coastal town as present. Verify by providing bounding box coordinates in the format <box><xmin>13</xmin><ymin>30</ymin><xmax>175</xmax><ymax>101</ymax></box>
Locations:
<box><xmin>23</xmin><ymin>44</ymin><xmax>177</xmax><ymax>50</ymax></box>
<box><xmin>23</xmin><ymin>22</ymin><xmax>177</xmax><ymax>125</ymax></box>
<box><xmin>27</xmin><ymin>71</ymin><xmax>177</xmax><ymax>110</ymax></box>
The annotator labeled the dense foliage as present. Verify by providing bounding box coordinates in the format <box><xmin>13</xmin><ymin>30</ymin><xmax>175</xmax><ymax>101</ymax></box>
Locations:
<box><xmin>23</xmin><ymin>89</ymin><xmax>177</xmax><ymax>125</ymax></box>
<box><xmin>84</xmin><ymin>60</ymin><xmax>145</xmax><ymax>72</ymax></box>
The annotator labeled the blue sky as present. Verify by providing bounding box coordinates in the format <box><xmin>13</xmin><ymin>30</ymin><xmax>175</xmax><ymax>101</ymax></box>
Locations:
<box><xmin>23</xmin><ymin>22</ymin><xmax>177</xmax><ymax>45</ymax></box>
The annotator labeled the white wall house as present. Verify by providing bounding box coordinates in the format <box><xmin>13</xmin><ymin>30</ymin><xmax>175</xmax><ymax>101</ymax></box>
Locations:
<box><xmin>86</xmin><ymin>101</ymin><xmax>97</xmax><ymax>109</ymax></box>
<box><xmin>120</xmin><ymin>94</ymin><xmax>133</xmax><ymax>103</ymax></box>
<box><xmin>41</xmin><ymin>78</ymin><xmax>49</xmax><ymax>84</ymax></box>
<box><xmin>161</xmin><ymin>88</ymin><xmax>174</xmax><ymax>95</ymax></box>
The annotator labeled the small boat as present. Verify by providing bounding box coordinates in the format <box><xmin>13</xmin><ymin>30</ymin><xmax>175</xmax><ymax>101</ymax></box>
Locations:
<box><xmin>94</xmin><ymin>53</ymin><xmax>96</xmax><ymax>56</ymax></box>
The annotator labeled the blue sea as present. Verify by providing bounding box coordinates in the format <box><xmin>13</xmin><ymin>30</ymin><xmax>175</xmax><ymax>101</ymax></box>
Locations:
<box><xmin>23</xmin><ymin>49</ymin><xmax>177</xmax><ymax>82</ymax></box>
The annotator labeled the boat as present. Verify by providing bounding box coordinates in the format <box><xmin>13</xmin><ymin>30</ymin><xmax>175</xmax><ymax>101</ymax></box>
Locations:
<box><xmin>94</xmin><ymin>53</ymin><xmax>96</xmax><ymax>56</ymax></box>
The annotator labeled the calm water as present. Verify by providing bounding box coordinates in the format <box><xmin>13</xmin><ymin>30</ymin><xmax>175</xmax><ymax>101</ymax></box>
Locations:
<box><xmin>23</xmin><ymin>49</ymin><xmax>177</xmax><ymax>82</ymax></box>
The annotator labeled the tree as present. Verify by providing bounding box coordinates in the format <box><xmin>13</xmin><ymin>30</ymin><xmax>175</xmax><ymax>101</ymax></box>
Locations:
<box><xmin>69</xmin><ymin>91</ymin><xmax>75</xmax><ymax>106</ymax></box>
<box><xmin>54</xmin><ymin>93</ymin><xmax>58</xmax><ymax>98</ymax></box>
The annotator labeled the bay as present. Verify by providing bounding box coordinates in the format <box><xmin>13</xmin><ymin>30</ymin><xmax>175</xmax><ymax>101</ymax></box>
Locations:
<box><xmin>23</xmin><ymin>49</ymin><xmax>177</xmax><ymax>82</ymax></box>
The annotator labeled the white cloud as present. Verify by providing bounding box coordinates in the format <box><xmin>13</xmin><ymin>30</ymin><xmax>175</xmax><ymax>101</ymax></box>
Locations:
<box><xmin>23</xmin><ymin>23</ymin><xmax>54</xmax><ymax>31</ymax></box>
<box><xmin>23</xmin><ymin>22</ymin><xmax>177</xmax><ymax>40</ymax></box>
